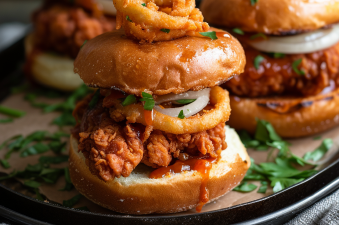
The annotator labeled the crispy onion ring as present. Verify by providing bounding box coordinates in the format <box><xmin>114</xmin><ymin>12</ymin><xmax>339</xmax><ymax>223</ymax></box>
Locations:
<box><xmin>109</xmin><ymin>86</ymin><xmax>230</xmax><ymax>134</ymax></box>
<box><xmin>113</xmin><ymin>0</ymin><xmax>209</xmax><ymax>42</ymax></box>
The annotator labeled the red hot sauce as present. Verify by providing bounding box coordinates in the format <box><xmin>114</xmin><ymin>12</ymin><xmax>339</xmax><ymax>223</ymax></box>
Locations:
<box><xmin>149</xmin><ymin>157</ymin><xmax>216</xmax><ymax>212</ymax></box>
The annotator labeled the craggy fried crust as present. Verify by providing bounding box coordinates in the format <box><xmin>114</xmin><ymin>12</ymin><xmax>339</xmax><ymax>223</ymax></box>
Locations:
<box><xmin>69</xmin><ymin>126</ymin><xmax>250</xmax><ymax>214</ymax></box>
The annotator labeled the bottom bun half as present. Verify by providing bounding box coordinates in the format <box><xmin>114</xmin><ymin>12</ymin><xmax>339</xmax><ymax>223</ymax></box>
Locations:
<box><xmin>25</xmin><ymin>34</ymin><xmax>83</xmax><ymax>91</ymax></box>
<box><xmin>228</xmin><ymin>89</ymin><xmax>339</xmax><ymax>138</ymax></box>
<box><xmin>69</xmin><ymin>126</ymin><xmax>250</xmax><ymax>214</ymax></box>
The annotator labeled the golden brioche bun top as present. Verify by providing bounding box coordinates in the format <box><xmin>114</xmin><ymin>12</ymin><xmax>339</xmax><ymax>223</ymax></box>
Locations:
<box><xmin>200</xmin><ymin>0</ymin><xmax>339</xmax><ymax>35</ymax></box>
<box><xmin>74</xmin><ymin>30</ymin><xmax>245</xmax><ymax>96</ymax></box>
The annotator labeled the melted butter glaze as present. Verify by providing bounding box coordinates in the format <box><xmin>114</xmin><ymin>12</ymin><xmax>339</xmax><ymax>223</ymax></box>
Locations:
<box><xmin>149</xmin><ymin>157</ymin><xmax>217</xmax><ymax>212</ymax></box>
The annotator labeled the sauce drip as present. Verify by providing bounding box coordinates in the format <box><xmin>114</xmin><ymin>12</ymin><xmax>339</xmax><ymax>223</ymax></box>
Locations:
<box><xmin>144</xmin><ymin>109</ymin><xmax>153</xmax><ymax>126</ymax></box>
<box><xmin>149</xmin><ymin>157</ymin><xmax>216</xmax><ymax>212</ymax></box>
<box><xmin>215</xmin><ymin>32</ymin><xmax>230</xmax><ymax>39</ymax></box>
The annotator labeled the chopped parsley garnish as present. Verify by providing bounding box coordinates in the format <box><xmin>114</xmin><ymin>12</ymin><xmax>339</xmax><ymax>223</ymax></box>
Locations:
<box><xmin>0</xmin><ymin>118</ymin><xmax>14</xmax><ymax>123</ymax></box>
<box><xmin>140</xmin><ymin>92</ymin><xmax>155</xmax><ymax>111</ymax></box>
<box><xmin>141</xmin><ymin>3</ymin><xmax>146</xmax><ymax>6</ymax></box>
<box><xmin>60</xmin><ymin>167</ymin><xmax>74</xmax><ymax>191</ymax></box>
<box><xmin>232</xmin><ymin>28</ymin><xmax>244</xmax><ymax>35</ymax></box>
<box><xmin>122</xmin><ymin>95</ymin><xmax>137</xmax><ymax>106</ymax></box>
<box><xmin>267</xmin><ymin>52</ymin><xmax>286</xmax><ymax>59</ymax></box>
<box><xmin>89</xmin><ymin>89</ymin><xmax>101</xmax><ymax>109</ymax></box>
<box><xmin>81</xmin><ymin>40</ymin><xmax>87</xmax><ymax>49</ymax></box>
<box><xmin>63</xmin><ymin>194</ymin><xmax>82</xmax><ymax>208</ymax></box>
<box><xmin>175</xmin><ymin>99</ymin><xmax>196</xmax><ymax>104</ymax></box>
<box><xmin>235</xmin><ymin>119</ymin><xmax>324</xmax><ymax>194</ymax></box>
<box><xmin>254</xmin><ymin>55</ymin><xmax>265</xmax><ymax>70</ymax></box>
<box><xmin>0</xmin><ymin>105</ymin><xmax>25</xmax><ymax>117</ymax></box>
<box><xmin>257</xmin><ymin>181</ymin><xmax>268</xmax><ymax>193</ymax></box>
<box><xmin>0</xmin><ymin>159</ymin><xmax>10</xmax><ymax>169</ymax></box>
<box><xmin>160</xmin><ymin>28</ymin><xmax>170</xmax><ymax>33</ymax></box>
<box><xmin>292</xmin><ymin>58</ymin><xmax>305</xmax><ymax>75</ymax></box>
<box><xmin>199</xmin><ymin>31</ymin><xmax>218</xmax><ymax>40</ymax></box>
<box><xmin>250</xmin><ymin>33</ymin><xmax>267</xmax><ymax>40</ymax></box>
<box><xmin>126</xmin><ymin>15</ymin><xmax>132</xmax><ymax>22</ymax></box>
<box><xmin>313</xmin><ymin>136</ymin><xmax>321</xmax><ymax>140</ymax></box>
<box><xmin>233</xmin><ymin>182</ymin><xmax>257</xmax><ymax>192</ymax></box>
<box><xmin>178</xmin><ymin>110</ymin><xmax>185</xmax><ymax>119</ymax></box>
<box><xmin>24</xmin><ymin>180</ymin><xmax>41</xmax><ymax>189</ymax></box>
<box><xmin>250</xmin><ymin>0</ymin><xmax>258</xmax><ymax>5</ymax></box>
<box><xmin>303</xmin><ymin>139</ymin><xmax>332</xmax><ymax>162</ymax></box>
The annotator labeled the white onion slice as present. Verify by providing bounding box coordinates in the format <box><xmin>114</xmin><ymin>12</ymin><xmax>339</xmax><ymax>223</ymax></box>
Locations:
<box><xmin>248</xmin><ymin>24</ymin><xmax>339</xmax><ymax>54</ymax></box>
<box><xmin>154</xmin><ymin>88</ymin><xmax>210</xmax><ymax>118</ymax></box>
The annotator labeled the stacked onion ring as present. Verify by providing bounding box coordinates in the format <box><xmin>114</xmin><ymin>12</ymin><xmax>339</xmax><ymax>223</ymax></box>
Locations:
<box><xmin>113</xmin><ymin>0</ymin><xmax>209</xmax><ymax>42</ymax></box>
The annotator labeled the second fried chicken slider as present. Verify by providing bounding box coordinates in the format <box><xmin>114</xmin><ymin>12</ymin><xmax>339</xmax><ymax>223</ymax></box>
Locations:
<box><xmin>25</xmin><ymin>0</ymin><xmax>116</xmax><ymax>91</ymax></box>
<box><xmin>201</xmin><ymin>0</ymin><xmax>339</xmax><ymax>137</ymax></box>
<box><xmin>69</xmin><ymin>28</ymin><xmax>249</xmax><ymax>214</ymax></box>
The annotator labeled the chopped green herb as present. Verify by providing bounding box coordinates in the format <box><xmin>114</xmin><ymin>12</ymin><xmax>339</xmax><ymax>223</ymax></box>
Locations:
<box><xmin>199</xmin><ymin>31</ymin><xmax>218</xmax><ymax>40</ymax></box>
<box><xmin>48</xmin><ymin>141</ymin><xmax>67</xmax><ymax>154</ymax></box>
<box><xmin>175</xmin><ymin>99</ymin><xmax>196</xmax><ymax>104</ymax></box>
<box><xmin>250</xmin><ymin>33</ymin><xmax>267</xmax><ymax>40</ymax></box>
<box><xmin>0</xmin><ymin>106</ymin><xmax>25</xmax><ymax>117</ymax></box>
<box><xmin>63</xmin><ymin>194</ymin><xmax>82</xmax><ymax>208</ymax></box>
<box><xmin>141</xmin><ymin>3</ymin><xmax>146</xmax><ymax>6</ymax></box>
<box><xmin>20</xmin><ymin>143</ymin><xmax>50</xmax><ymax>157</ymax></box>
<box><xmin>140</xmin><ymin>92</ymin><xmax>155</xmax><ymax>111</ymax></box>
<box><xmin>126</xmin><ymin>15</ymin><xmax>132</xmax><ymax>22</ymax></box>
<box><xmin>0</xmin><ymin>135</ymin><xmax>22</xmax><ymax>151</ymax></box>
<box><xmin>89</xmin><ymin>89</ymin><xmax>100</xmax><ymax>109</ymax></box>
<box><xmin>81</xmin><ymin>40</ymin><xmax>87</xmax><ymax>49</ymax></box>
<box><xmin>254</xmin><ymin>55</ymin><xmax>265</xmax><ymax>70</ymax></box>
<box><xmin>303</xmin><ymin>138</ymin><xmax>333</xmax><ymax>162</ymax></box>
<box><xmin>0</xmin><ymin>170</ymin><xmax>17</xmax><ymax>181</ymax></box>
<box><xmin>292</xmin><ymin>58</ymin><xmax>305</xmax><ymax>75</ymax></box>
<box><xmin>60</xmin><ymin>167</ymin><xmax>74</xmax><ymax>191</ymax></box>
<box><xmin>313</xmin><ymin>136</ymin><xmax>322</xmax><ymax>140</ymax></box>
<box><xmin>160</xmin><ymin>28</ymin><xmax>170</xmax><ymax>33</ymax></box>
<box><xmin>273</xmin><ymin>53</ymin><xmax>286</xmax><ymax>59</ymax></box>
<box><xmin>250</xmin><ymin>0</ymin><xmax>258</xmax><ymax>5</ymax></box>
<box><xmin>35</xmin><ymin>189</ymin><xmax>44</xmax><ymax>201</ymax></box>
<box><xmin>0</xmin><ymin>118</ymin><xmax>14</xmax><ymax>123</ymax></box>
<box><xmin>233</xmin><ymin>182</ymin><xmax>257</xmax><ymax>192</ymax></box>
<box><xmin>122</xmin><ymin>95</ymin><xmax>137</xmax><ymax>106</ymax></box>
<box><xmin>232</xmin><ymin>28</ymin><xmax>244</xmax><ymax>35</ymax></box>
<box><xmin>178</xmin><ymin>110</ymin><xmax>185</xmax><ymax>119</ymax></box>
<box><xmin>257</xmin><ymin>181</ymin><xmax>268</xmax><ymax>193</ymax></box>
<box><xmin>39</xmin><ymin>155</ymin><xmax>69</xmax><ymax>164</ymax></box>
<box><xmin>24</xmin><ymin>180</ymin><xmax>41</xmax><ymax>189</ymax></box>
<box><xmin>52</xmin><ymin>112</ymin><xmax>76</xmax><ymax>127</ymax></box>
<box><xmin>11</xmin><ymin>84</ymin><xmax>29</xmax><ymax>94</ymax></box>
<box><xmin>235</xmin><ymin>120</ymin><xmax>321</xmax><ymax>194</ymax></box>
<box><xmin>270</xmin><ymin>177</ymin><xmax>304</xmax><ymax>193</ymax></box>
<box><xmin>0</xmin><ymin>159</ymin><xmax>10</xmax><ymax>169</ymax></box>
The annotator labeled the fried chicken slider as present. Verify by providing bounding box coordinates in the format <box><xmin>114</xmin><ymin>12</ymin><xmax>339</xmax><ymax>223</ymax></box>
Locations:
<box><xmin>25</xmin><ymin>0</ymin><xmax>116</xmax><ymax>91</ymax></box>
<box><xmin>200</xmin><ymin>0</ymin><xmax>339</xmax><ymax>137</ymax></box>
<box><xmin>68</xmin><ymin>27</ymin><xmax>250</xmax><ymax>214</ymax></box>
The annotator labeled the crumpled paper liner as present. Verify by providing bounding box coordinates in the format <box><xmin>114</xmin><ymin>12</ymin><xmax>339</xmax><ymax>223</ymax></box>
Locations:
<box><xmin>1</xmin><ymin>93</ymin><xmax>338</xmax><ymax>215</ymax></box>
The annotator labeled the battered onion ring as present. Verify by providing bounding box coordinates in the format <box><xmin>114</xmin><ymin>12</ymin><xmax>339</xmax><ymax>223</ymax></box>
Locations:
<box><xmin>113</xmin><ymin>0</ymin><xmax>209</xmax><ymax>42</ymax></box>
<box><xmin>107</xmin><ymin>86</ymin><xmax>230</xmax><ymax>134</ymax></box>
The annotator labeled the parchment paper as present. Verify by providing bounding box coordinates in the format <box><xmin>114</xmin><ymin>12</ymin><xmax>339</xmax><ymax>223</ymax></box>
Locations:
<box><xmin>1</xmin><ymin>93</ymin><xmax>339</xmax><ymax>215</ymax></box>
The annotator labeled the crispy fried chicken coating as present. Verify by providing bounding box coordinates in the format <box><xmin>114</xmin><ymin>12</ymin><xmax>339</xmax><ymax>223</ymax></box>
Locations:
<box><xmin>73</xmin><ymin>95</ymin><xmax>227</xmax><ymax>181</ymax></box>
<box><xmin>32</xmin><ymin>4</ymin><xmax>115</xmax><ymax>58</ymax></box>
<box><xmin>224</xmin><ymin>42</ymin><xmax>339</xmax><ymax>97</ymax></box>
